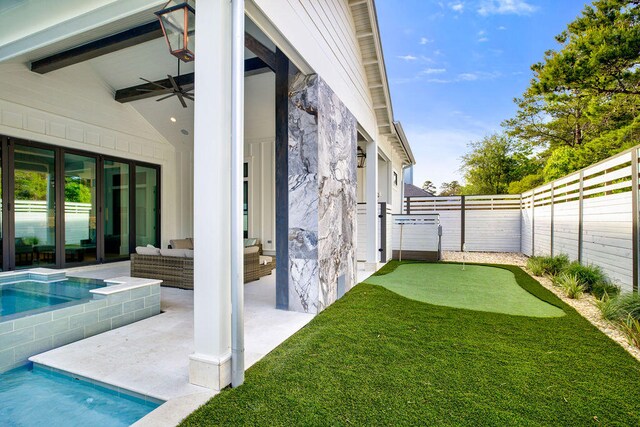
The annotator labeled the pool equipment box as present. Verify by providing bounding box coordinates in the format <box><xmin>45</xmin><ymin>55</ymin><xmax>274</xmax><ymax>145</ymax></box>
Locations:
<box><xmin>392</xmin><ymin>214</ymin><xmax>442</xmax><ymax>261</ymax></box>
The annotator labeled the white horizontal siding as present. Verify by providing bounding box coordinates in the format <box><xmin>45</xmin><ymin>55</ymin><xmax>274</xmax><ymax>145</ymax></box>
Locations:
<box><xmin>552</xmin><ymin>200</ymin><xmax>579</xmax><ymax>260</ymax></box>
<box><xmin>521</xmin><ymin>206</ymin><xmax>533</xmax><ymax>256</ymax></box>
<box><xmin>392</xmin><ymin>223</ymin><xmax>440</xmax><ymax>252</ymax></box>
<box><xmin>582</xmin><ymin>193</ymin><xmax>633</xmax><ymax>291</ymax></box>
<box><xmin>534</xmin><ymin>205</ymin><xmax>552</xmax><ymax>256</ymax></box>
<box><xmin>465</xmin><ymin>210</ymin><xmax>521</xmax><ymax>252</ymax></box>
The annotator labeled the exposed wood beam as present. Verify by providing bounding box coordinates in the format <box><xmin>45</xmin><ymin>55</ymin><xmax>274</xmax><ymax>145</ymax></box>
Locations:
<box><xmin>114</xmin><ymin>57</ymin><xmax>270</xmax><ymax>103</ymax></box>
<box><xmin>244</xmin><ymin>33</ymin><xmax>276</xmax><ymax>72</ymax></box>
<box><xmin>115</xmin><ymin>73</ymin><xmax>194</xmax><ymax>104</ymax></box>
<box><xmin>244</xmin><ymin>57</ymin><xmax>271</xmax><ymax>76</ymax></box>
<box><xmin>31</xmin><ymin>20</ymin><xmax>277</xmax><ymax>75</ymax></box>
<box><xmin>31</xmin><ymin>21</ymin><xmax>163</xmax><ymax>74</ymax></box>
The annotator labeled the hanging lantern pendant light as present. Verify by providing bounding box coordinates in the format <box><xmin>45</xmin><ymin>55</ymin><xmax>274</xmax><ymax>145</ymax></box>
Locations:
<box><xmin>156</xmin><ymin>0</ymin><xmax>196</xmax><ymax>62</ymax></box>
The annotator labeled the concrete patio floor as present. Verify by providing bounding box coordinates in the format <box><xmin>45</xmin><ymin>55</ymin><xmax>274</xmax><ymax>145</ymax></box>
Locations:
<box><xmin>27</xmin><ymin>262</ymin><xmax>377</xmax><ymax>426</ymax></box>
<box><xmin>30</xmin><ymin>262</ymin><xmax>316</xmax><ymax>426</ymax></box>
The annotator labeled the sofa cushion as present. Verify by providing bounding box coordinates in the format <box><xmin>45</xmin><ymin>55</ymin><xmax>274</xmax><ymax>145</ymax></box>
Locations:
<box><xmin>170</xmin><ymin>239</ymin><xmax>193</xmax><ymax>249</ymax></box>
<box><xmin>243</xmin><ymin>238</ymin><xmax>258</xmax><ymax>247</ymax></box>
<box><xmin>160</xmin><ymin>248</ymin><xmax>191</xmax><ymax>257</ymax></box>
<box><xmin>136</xmin><ymin>246</ymin><xmax>161</xmax><ymax>256</ymax></box>
<box><xmin>244</xmin><ymin>246</ymin><xmax>259</xmax><ymax>255</ymax></box>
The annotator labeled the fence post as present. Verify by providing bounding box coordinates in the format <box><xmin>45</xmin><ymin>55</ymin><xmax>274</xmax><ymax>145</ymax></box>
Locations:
<box><xmin>632</xmin><ymin>151</ymin><xmax>638</xmax><ymax>293</ymax></box>
<box><xmin>460</xmin><ymin>196</ymin><xmax>466</xmax><ymax>251</ymax></box>
<box><xmin>550</xmin><ymin>185</ymin><xmax>555</xmax><ymax>257</ymax></box>
<box><xmin>406</xmin><ymin>197</ymin><xmax>411</xmax><ymax>214</ymax></box>
<box><xmin>379</xmin><ymin>202</ymin><xmax>386</xmax><ymax>262</ymax></box>
<box><xmin>578</xmin><ymin>171</ymin><xmax>584</xmax><ymax>264</ymax></box>
<box><xmin>531</xmin><ymin>190</ymin><xmax>535</xmax><ymax>256</ymax></box>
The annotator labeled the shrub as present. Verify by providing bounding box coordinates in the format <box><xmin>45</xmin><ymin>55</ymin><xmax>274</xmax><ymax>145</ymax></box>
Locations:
<box><xmin>555</xmin><ymin>273</ymin><xmax>584</xmax><ymax>299</ymax></box>
<box><xmin>527</xmin><ymin>254</ymin><xmax>570</xmax><ymax>277</ymax></box>
<box><xmin>596</xmin><ymin>294</ymin><xmax>623</xmax><ymax>321</ymax></box>
<box><xmin>527</xmin><ymin>257</ymin><xmax>545</xmax><ymax>276</ymax></box>
<box><xmin>613</xmin><ymin>293</ymin><xmax>640</xmax><ymax>321</ymax></box>
<box><xmin>542</xmin><ymin>254</ymin><xmax>570</xmax><ymax>276</ymax></box>
<box><xmin>621</xmin><ymin>314</ymin><xmax>640</xmax><ymax>348</ymax></box>
<box><xmin>562</xmin><ymin>262</ymin><xmax>607</xmax><ymax>293</ymax></box>
<box><xmin>591</xmin><ymin>282</ymin><xmax>620</xmax><ymax>300</ymax></box>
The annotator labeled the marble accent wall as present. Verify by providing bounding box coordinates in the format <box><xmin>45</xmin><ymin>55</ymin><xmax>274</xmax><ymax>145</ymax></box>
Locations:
<box><xmin>288</xmin><ymin>73</ymin><xmax>357</xmax><ymax>313</ymax></box>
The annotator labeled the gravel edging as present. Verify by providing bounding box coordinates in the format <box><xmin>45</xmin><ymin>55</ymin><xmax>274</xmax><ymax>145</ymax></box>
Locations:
<box><xmin>442</xmin><ymin>251</ymin><xmax>640</xmax><ymax>363</ymax></box>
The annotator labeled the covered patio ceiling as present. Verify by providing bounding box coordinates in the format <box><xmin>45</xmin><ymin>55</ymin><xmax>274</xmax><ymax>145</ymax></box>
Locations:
<box><xmin>15</xmin><ymin>16</ymin><xmax>276</xmax><ymax>148</ymax></box>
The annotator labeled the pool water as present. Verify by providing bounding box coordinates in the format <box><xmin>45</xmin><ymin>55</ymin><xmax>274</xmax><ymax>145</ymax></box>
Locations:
<box><xmin>0</xmin><ymin>279</ymin><xmax>105</xmax><ymax>320</ymax></box>
<box><xmin>0</xmin><ymin>366</ymin><xmax>160</xmax><ymax>426</ymax></box>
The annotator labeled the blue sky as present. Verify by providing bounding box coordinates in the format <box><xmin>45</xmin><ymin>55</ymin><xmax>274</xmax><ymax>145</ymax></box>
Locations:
<box><xmin>376</xmin><ymin>0</ymin><xmax>589</xmax><ymax>191</ymax></box>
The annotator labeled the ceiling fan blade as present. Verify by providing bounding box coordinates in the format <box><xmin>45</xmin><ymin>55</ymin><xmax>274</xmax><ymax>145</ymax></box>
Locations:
<box><xmin>156</xmin><ymin>93</ymin><xmax>176</xmax><ymax>102</ymax></box>
<box><xmin>182</xmin><ymin>93</ymin><xmax>194</xmax><ymax>101</ymax></box>
<box><xmin>176</xmin><ymin>92</ymin><xmax>188</xmax><ymax>108</ymax></box>
<box><xmin>136</xmin><ymin>88</ymin><xmax>155</xmax><ymax>92</ymax></box>
<box><xmin>167</xmin><ymin>75</ymin><xmax>181</xmax><ymax>92</ymax></box>
<box><xmin>140</xmin><ymin>77</ymin><xmax>169</xmax><ymax>90</ymax></box>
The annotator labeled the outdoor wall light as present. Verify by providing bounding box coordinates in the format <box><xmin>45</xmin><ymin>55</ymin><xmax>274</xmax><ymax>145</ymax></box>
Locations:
<box><xmin>357</xmin><ymin>146</ymin><xmax>367</xmax><ymax>168</ymax></box>
<box><xmin>156</xmin><ymin>0</ymin><xmax>196</xmax><ymax>63</ymax></box>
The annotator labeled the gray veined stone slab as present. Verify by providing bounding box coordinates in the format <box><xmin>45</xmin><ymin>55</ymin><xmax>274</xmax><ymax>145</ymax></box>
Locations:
<box><xmin>286</xmin><ymin>72</ymin><xmax>357</xmax><ymax>314</ymax></box>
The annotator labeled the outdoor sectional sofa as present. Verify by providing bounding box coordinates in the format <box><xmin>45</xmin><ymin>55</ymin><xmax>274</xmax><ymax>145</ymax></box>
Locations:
<box><xmin>130</xmin><ymin>238</ymin><xmax>275</xmax><ymax>289</ymax></box>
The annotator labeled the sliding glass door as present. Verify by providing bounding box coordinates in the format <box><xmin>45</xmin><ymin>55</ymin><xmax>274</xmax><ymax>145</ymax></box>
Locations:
<box><xmin>13</xmin><ymin>145</ymin><xmax>56</xmax><ymax>268</ymax></box>
<box><xmin>135</xmin><ymin>165</ymin><xmax>158</xmax><ymax>248</ymax></box>
<box><xmin>64</xmin><ymin>153</ymin><xmax>97</xmax><ymax>264</ymax></box>
<box><xmin>104</xmin><ymin>160</ymin><xmax>130</xmax><ymax>260</ymax></box>
<box><xmin>0</xmin><ymin>137</ymin><xmax>160</xmax><ymax>269</ymax></box>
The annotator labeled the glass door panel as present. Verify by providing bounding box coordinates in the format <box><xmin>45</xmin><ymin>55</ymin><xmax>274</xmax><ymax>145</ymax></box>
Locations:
<box><xmin>14</xmin><ymin>145</ymin><xmax>56</xmax><ymax>268</ymax></box>
<box><xmin>64</xmin><ymin>153</ymin><xmax>97</xmax><ymax>264</ymax></box>
<box><xmin>104</xmin><ymin>160</ymin><xmax>130</xmax><ymax>259</ymax></box>
<box><xmin>135</xmin><ymin>165</ymin><xmax>158</xmax><ymax>247</ymax></box>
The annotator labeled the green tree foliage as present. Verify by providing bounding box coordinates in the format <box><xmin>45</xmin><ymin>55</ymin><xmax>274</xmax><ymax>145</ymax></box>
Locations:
<box><xmin>467</xmin><ymin>1</ymin><xmax>640</xmax><ymax>194</ymax></box>
<box><xmin>439</xmin><ymin>181</ymin><xmax>463</xmax><ymax>196</ymax></box>
<box><xmin>532</xmin><ymin>0</ymin><xmax>640</xmax><ymax>97</ymax></box>
<box><xmin>422</xmin><ymin>180</ymin><xmax>436</xmax><ymax>194</ymax></box>
<box><xmin>461</xmin><ymin>134</ymin><xmax>537</xmax><ymax>194</ymax></box>
<box><xmin>14</xmin><ymin>171</ymin><xmax>48</xmax><ymax>201</ymax></box>
<box><xmin>65</xmin><ymin>177</ymin><xmax>92</xmax><ymax>203</ymax></box>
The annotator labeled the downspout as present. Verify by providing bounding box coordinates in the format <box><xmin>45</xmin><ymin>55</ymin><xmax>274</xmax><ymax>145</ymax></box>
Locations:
<box><xmin>231</xmin><ymin>0</ymin><xmax>245</xmax><ymax>388</ymax></box>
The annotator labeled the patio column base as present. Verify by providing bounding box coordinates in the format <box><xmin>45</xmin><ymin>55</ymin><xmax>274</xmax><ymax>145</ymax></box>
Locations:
<box><xmin>189</xmin><ymin>352</ymin><xmax>231</xmax><ymax>390</ymax></box>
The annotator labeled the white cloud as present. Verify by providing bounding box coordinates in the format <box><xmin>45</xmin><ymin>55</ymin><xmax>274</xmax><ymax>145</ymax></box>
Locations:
<box><xmin>478</xmin><ymin>0</ymin><xmax>537</xmax><ymax>16</ymax></box>
<box><xmin>419</xmin><ymin>37</ymin><xmax>433</xmax><ymax>45</ymax></box>
<box><xmin>478</xmin><ymin>37</ymin><xmax>489</xmax><ymax>42</ymax></box>
<box><xmin>458</xmin><ymin>73</ymin><xmax>479</xmax><ymax>81</ymax></box>
<box><xmin>458</xmin><ymin>71</ymin><xmax>501</xmax><ymax>81</ymax></box>
<box><xmin>398</xmin><ymin>54</ymin><xmax>418</xmax><ymax>61</ymax></box>
<box><xmin>497</xmin><ymin>25</ymin><xmax>507</xmax><ymax>30</ymax></box>
<box><xmin>478</xmin><ymin>30</ymin><xmax>486</xmax><ymax>36</ymax></box>
<box><xmin>450</xmin><ymin>2</ymin><xmax>464</xmax><ymax>12</ymax></box>
<box><xmin>422</xmin><ymin>68</ymin><xmax>447</xmax><ymax>74</ymax></box>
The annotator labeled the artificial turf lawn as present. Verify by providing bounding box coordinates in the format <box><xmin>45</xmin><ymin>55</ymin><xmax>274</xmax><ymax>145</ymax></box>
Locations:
<box><xmin>182</xmin><ymin>262</ymin><xmax>640</xmax><ymax>426</ymax></box>
<box><xmin>364</xmin><ymin>263</ymin><xmax>565</xmax><ymax>317</ymax></box>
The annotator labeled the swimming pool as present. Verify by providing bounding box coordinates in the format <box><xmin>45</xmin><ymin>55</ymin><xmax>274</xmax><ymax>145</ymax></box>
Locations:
<box><xmin>0</xmin><ymin>365</ymin><xmax>161</xmax><ymax>426</ymax></box>
<box><xmin>0</xmin><ymin>278</ymin><xmax>106</xmax><ymax>321</ymax></box>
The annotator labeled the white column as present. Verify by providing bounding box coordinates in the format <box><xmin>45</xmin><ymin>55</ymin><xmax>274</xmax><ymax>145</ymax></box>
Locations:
<box><xmin>190</xmin><ymin>0</ymin><xmax>233</xmax><ymax>390</ymax></box>
<box><xmin>366</xmin><ymin>138</ymin><xmax>379</xmax><ymax>265</ymax></box>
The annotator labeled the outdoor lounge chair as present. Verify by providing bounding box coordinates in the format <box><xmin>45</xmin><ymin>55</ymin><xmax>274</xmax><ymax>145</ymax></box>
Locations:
<box><xmin>130</xmin><ymin>241</ymin><xmax>275</xmax><ymax>289</ymax></box>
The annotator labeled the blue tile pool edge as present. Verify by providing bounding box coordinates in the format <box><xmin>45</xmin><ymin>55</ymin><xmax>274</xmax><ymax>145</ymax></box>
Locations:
<box><xmin>31</xmin><ymin>362</ymin><xmax>165</xmax><ymax>406</ymax></box>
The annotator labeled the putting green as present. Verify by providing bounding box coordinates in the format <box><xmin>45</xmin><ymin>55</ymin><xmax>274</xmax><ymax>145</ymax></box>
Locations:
<box><xmin>365</xmin><ymin>263</ymin><xmax>565</xmax><ymax>318</ymax></box>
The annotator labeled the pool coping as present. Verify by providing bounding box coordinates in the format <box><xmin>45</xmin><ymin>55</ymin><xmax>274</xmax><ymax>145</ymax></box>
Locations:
<box><xmin>32</xmin><ymin>362</ymin><xmax>165</xmax><ymax>406</ymax></box>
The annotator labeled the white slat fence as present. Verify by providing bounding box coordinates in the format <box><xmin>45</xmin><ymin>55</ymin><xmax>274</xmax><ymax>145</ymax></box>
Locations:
<box><xmin>404</xmin><ymin>146</ymin><xmax>640</xmax><ymax>293</ymax></box>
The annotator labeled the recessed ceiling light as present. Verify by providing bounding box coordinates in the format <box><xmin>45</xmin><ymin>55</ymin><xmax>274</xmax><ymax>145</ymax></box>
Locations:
<box><xmin>170</xmin><ymin>117</ymin><xmax>177</xmax><ymax>123</ymax></box>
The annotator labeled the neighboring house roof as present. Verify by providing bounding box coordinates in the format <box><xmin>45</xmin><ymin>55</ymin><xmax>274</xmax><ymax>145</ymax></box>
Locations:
<box><xmin>349</xmin><ymin>0</ymin><xmax>415</xmax><ymax>166</ymax></box>
<box><xmin>404</xmin><ymin>183</ymin><xmax>433</xmax><ymax>197</ymax></box>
